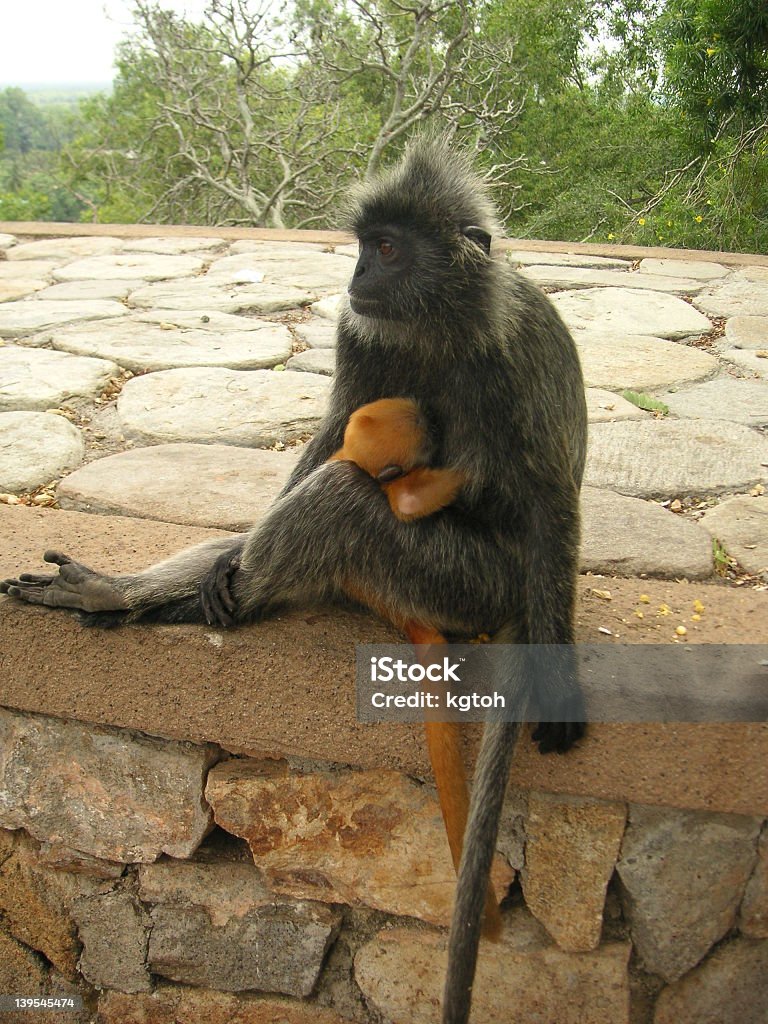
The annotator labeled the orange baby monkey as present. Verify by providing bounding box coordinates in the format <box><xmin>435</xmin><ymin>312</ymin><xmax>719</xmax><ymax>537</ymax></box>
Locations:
<box><xmin>331</xmin><ymin>397</ymin><xmax>465</xmax><ymax>521</ymax></box>
<box><xmin>331</xmin><ymin>398</ymin><xmax>501</xmax><ymax>938</ymax></box>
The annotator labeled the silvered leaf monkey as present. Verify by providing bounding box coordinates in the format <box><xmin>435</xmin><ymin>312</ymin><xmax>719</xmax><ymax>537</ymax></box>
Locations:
<box><xmin>1</xmin><ymin>138</ymin><xmax>587</xmax><ymax>1024</ymax></box>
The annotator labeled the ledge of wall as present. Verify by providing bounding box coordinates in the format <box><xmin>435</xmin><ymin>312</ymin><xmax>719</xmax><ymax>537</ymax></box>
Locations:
<box><xmin>1</xmin><ymin>504</ymin><xmax>766</xmax><ymax>817</ymax></box>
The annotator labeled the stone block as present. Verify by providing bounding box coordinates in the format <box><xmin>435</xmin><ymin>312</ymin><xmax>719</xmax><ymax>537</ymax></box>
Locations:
<box><xmin>98</xmin><ymin>985</ymin><xmax>351</xmax><ymax>1024</ymax></box>
<box><xmin>521</xmin><ymin>264</ymin><xmax>704</xmax><ymax>294</ymax></box>
<box><xmin>355</xmin><ymin>910</ymin><xmax>631</xmax><ymax>1024</ymax></box>
<box><xmin>0</xmin><ymin>411</ymin><xmax>84</xmax><ymax>493</ymax></box>
<box><xmin>617</xmin><ymin>805</ymin><xmax>761</xmax><ymax>981</ymax></box>
<box><xmin>0</xmin><ymin>927</ymin><xmax>48</xmax><ymax>1001</ymax></box>
<box><xmin>0</xmin><ymin>707</ymin><xmax>218</xmax><ymax>862</ymax></box>
<box><xmin>654</xmin><ymin>937</ymin><xmax>768</xmax><ymax>1024</ymax></box>
<box><xmin>740</xmin><ymin>823</ymin><xmax>768</xmax><ymax>938</ymax></box>
<box><xmin>0</xmin><ymin>833</ymin><xmax>91</xmax><ymax>977</ymax></box>
<box><xmin>37</xmin><ymin>316</ymin><xmax>292</xmax><ymax>372</ymax></box>
<box><xmin>72</xmin><ymin>889</ymin><xmax>151</xmax><ymax>992</ymax></box>
<box><xmin>286</xmin><ymin>349</ymin><xmax>335</xmax><ymax>375</ymax></box>
<box><xmin>695</xmin><ymin>272</ymin><xmax>768</xmax><ymax>317</ymax></box>
<box><xmin>206</xmin><ymin>760</ymin><xmax>514</xmax><ymax>927</ymax></box>
<box><xmin>574</xmin><ymin>331</ymin><xmax>718</xmax><ymax>391</ymax></box>
<box><xmin>148</xmin><ymin>900</ymin><xmax>340</xmax><ymax>996</ymax></box>
<box><xmin>0</xmin><ymin>300</ymin><xmax>127</xmax><ymax>339</ymax></box>
<box><xmin>585</xmin><ymin>419</ymin><xmax>768</xmax><ymax>499</ymax></box>
<box><xmin>0</xmin><ymin>345</ymin><xmax>118</xmax><ymax>412</ymax></box>
<box><xmin>57</xmin><ymin>443</ymin><xmax>299</xmax><ymax>531</ymax></box>
<box><xmin>51</xmin><ymin>253</ymin><xmax>204</xmax><ymax>282</ymax></box>
<box><xmin>700</xmin><ymin>495</ymin><xmax>768</xmax><ymax>575</ymax></box>
<box><xmin>116</xmin><ymin>366</ymin><xmax>330</xmax><ymax>446</ymax></box>
<box><xmin>553</xmin><ymin>288</ymin><xmax>711</xmax><ymax>339</ymax></box>
<box><xmin>521</xmin><ymin>793</ymin><xmax>626</xmax><ymax>951</ymax></box>
<box><xmin>580</xmin><ymin>487</ymin><xmax>713</xmax><ymax>579</ymax></box>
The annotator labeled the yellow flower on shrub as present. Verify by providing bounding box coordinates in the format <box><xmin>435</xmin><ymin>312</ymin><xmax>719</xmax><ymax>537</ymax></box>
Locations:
<box><xmin>638</xmin><ymin>217</ymin><xmax>646</xmax><ymax>226</ymax></box>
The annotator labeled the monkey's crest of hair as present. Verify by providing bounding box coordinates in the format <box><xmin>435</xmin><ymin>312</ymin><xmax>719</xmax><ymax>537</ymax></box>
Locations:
<box><xmin>348</xmin><ymin>137</ymin><xmax>502</xmax><ymax>245</ymax></box>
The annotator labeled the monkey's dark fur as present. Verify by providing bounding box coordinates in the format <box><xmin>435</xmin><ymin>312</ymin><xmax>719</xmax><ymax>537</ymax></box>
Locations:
<box><xmin>2</xmin><ymin>138</ymin><xmax>587</xmax><ymax>1024</ymax></box>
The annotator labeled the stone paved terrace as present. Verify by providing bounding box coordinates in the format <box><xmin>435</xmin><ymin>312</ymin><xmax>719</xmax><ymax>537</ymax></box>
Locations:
<box><xmin>1</xmin><ymin>222</ymin><xmax>766</xmax><ymax>583</ymax></box>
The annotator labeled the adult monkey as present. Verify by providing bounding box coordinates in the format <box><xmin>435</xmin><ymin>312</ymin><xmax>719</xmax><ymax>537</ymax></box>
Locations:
<box><xmin>1</xmin><ymin>138</ymin><xmax>587</xmax><ymax>1024</ymax></box>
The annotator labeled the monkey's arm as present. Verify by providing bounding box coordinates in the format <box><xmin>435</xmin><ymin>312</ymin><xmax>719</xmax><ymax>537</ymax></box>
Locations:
<box><xmin>1</xmin><ymin>534</ymin><xmax>243</xmax><ymax>625</ymax></box>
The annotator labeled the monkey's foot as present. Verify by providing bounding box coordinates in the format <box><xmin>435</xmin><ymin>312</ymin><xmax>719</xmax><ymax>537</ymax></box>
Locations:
<box><xmin>0</xmin><ymin>550</ymin><xmax>128</xmax><ymax>613</ymax></box>
<box><xmin>199</xmin><ymin>551</ymin><xmax>241</xmax><ymax>627</ymax></box>
<box><xmin>532</xmin><ymin>720</ymin><xmax>585</xmax><ymax>755</ymax></box>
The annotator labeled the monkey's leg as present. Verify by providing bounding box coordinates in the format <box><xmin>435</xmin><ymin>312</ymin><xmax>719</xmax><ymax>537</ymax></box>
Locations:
<box><xmin>407</xmin><ymin>624</ymin><xmax>502</xmax><ymax>940</ymax></box>
<box><xmin>225</xmin><ymin>460</ymin><xmax>512</xmax><ymax>635</ymax></box>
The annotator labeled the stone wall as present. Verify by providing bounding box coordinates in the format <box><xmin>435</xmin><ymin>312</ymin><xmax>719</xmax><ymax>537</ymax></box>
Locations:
<box><xmin>0</xmin><ymin>703</ymin><xmax>766</xmax><ymax>1024</ymax></box>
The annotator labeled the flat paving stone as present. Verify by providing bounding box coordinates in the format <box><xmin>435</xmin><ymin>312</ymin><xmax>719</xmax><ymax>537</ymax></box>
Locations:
<box><xmin>699</xmin><ymin>495</ymin><xmax>768</xmax><ymax>575</ymax></box>
<box><xmin>0</xmin><ymin>411</ymin><xmax>84</xmax><ymax>492</ymax></box>
<box><xmin>121</xmin><ymin>237</ymin><xmax>226</xmax><ymax>254</ymax></box>
<box><xmin>507</xmin><ymin>251</ymin><xmax>631</xmax><ymax>269</ymax></box>
<box><xmin>57</xmin><ymin>443</ymin><xmax>300</xmax><ymax>530</ymax></box>
<box><xmin>0</xmin><ymin>280</ymin><xmax>48</xmax><ymax>302</ymax></box>
<box><xmin>586</xmin><ymin>389</ymin><xmax>647</xmax><ymax>422</ymax></box>
<box><xmin>725</xmin><ymin>316</ymin><xmax>768</xmax><ymax>350</ymax></box>
<box><xmin>521</xmin><ymin>265</ymin><xmax>705</xmax><ymax>294</ymax></box>
<box><xmin>695</xmin><ymin>272</ymin><xmax>768</xmax><ymax>317</ymax></box>
<box><xmin>132</xmin><ymin>309</ymin><xmax>273</xmax><ymax>332</ymax></box>
<box><xmin>660</xmin><ymin>378</ymin><xmax>768</xmax><ymax>427</ymax></box>
<box><xmin>0</xmin><ymin>300</ymin><xmax>129</xmax><ymax>339</ymax></box>
<box><xmin>311</xmin><ymin>294</ymin><xmax>343</xmax><ymax>320</ymax></box>
<box><xmin>722</xmin><ymin>349</ymin><xmax>768</xmax><ymax>379</ymax></box>
<box><xmin>32</xmin><ymin>317</ymin><xmax>292</xmax><ymax>372</ymax></box>
<box><xmin>128</xmin><ymin>280</ymin><xmax>315</xmax><ymax>314</ymax></box>
<box><xmin>585</xmin><ymin>419</ymin><xmax>768</xmax><ymax>499</ymax></box>
<box><xmin>574</xmin><ymin>332</ymin><xmax>718</xmax><ymax>391</ymax></box>
<box><xmin>205</xmin><ymin>252</ymin><xmax>351</xmax><ymax>292</ymax></box>
<box><xmin>228</xmin><ymin>240</ymin><xmax>330</xmax><ymax>256</ymax></box>
<box><xmin>0</xmin><ymin>260</ymin><xmax>58</xmax><ymax>280</ymax></box>
<box><xmin>580</xmin><ymin>486</ymin><xmax>713</xmax><ymax>579</ymax></box>
<box><xmin>0</xmin><ymin>234</ymin><xmax>17</xmax><ymax>249</ymax></box>
<box><xmin>117</xmin><ymin>367</ymin><xmax>331</xmax><ymax>446</ymax></box>
<box><xmin>553</xmin><ymin>288</ymin><xmax>712</xmax><ymax>340</ymax></box>
<box><xmin>638</xmin><ymin>258</ymin><xmax>730</xmax><ymax>281</ymax></box>
<box><xmin>0</xmin><ymin>346</ymin><xmax>118</xmax><ymax>411</ymax></box>
<box><xmin>7</xmin><ymin>237</ymin><xmax>124</xmax><ymax>261</ymax></box>
<box><xmin>294</xmin><ymin>320</ymin><xmax>337</xmax><ymax>348</ymax></box>
<box><xmin>286</xmin><ymin>349</ymin><xmax>336</xmax><ymax>375</ymax></box>
<box><xmin>32</xmin><ymin>279</ymin><xmax>136</xmax><ymax>302</ymax></box>
<box><xmin>53</xmin><ymin>253</ymin><xmax>205</xmax><ymax>283</ymax></box>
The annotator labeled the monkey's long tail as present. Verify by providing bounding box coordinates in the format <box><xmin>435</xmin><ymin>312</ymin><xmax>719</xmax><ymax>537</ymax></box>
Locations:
<box><xmin>441</xmin><ymin>717</ymin><xmax>522</xmax><ymax>1024</ymax></box>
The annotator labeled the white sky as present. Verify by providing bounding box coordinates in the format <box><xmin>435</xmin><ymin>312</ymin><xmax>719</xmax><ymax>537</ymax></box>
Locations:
<box><xmin>1</xmin><ymin>0</ymin><xmax>210</xmax><ymax>87</ymax></box>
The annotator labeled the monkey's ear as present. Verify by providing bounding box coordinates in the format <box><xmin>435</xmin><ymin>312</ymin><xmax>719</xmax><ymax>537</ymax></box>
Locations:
<box><xmin>462</xmin><ymin>225</ymin><xmax>492</xmax><ymax>254</ymax></box>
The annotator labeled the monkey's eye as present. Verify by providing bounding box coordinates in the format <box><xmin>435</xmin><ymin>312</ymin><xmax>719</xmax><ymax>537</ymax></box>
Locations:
<box><xmin>377</xmin><ymin>240</ymin><xmax>395</xmax><ymax>258</ymax></box>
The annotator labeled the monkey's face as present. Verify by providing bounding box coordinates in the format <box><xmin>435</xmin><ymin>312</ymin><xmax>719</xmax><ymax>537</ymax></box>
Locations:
<box><xmin>347</xmin><ymin>222</ymin><xmax>492</xmax><ymax>324</ymax></box>
<box><xmin>348</xmin><ymin>226</ymin><xmax>422</xmax><ymax>321</ymax></box>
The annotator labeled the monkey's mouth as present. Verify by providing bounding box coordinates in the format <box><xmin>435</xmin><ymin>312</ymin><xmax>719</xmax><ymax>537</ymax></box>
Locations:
<box><xmin>348</xmin><ymin>293</ymin><xmax>382</xmax><ymax>316</ymax></box>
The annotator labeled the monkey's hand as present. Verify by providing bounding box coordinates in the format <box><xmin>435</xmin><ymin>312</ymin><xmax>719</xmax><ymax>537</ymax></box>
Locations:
<box><xmin>0</xmin><ymin>550</ymin><xmax>128</xmax><ymax>613</ymax></box>
<box><xmin>532</xmin><ymin>719</ymin><xmax>585</xmax><ymax>755</ymax></box>
<box><xmin>199</xmin><ymin>550</ymin><xmax>241</xmax><ymax>627</ymax></box>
